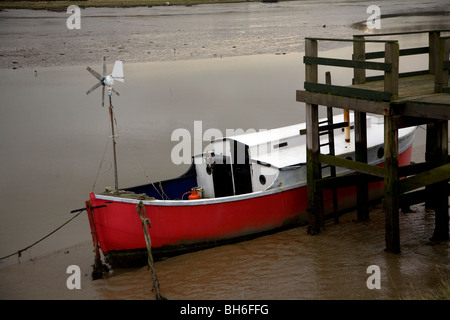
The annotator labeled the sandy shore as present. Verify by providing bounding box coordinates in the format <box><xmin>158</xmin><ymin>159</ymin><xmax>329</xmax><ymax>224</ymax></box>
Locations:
<box><xmin>0</xmin><ymin>1</ymin><xmax>449</xmax><ymax>69</ymax></box>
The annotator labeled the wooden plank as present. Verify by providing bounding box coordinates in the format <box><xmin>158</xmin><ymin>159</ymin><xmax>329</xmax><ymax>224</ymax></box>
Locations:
<box><xmin>296</xmin><ymin>90</ymin><xmax>390</xmax><ymax>114</ymax></box>
<box><xmin>305</xmin><ymin>37</ymin><xmax>395</xmax><ymax>43</ymax></box>
<box><xmin>398</xmin><ymin>162</ymin><xmax>434</xmax><ymax>177</ymax></box>
<box><xmin>392</xmin><ymin>115</ymin><xmax>441</xmax><ymax>130</ymax></box>
<box><xmin>303</xmin><ymin>56</ymin><xmax>391</xmax><ymax>71</ymax></box>
<box><xmin>400</xmin><ymin>163</ymin><xmax>450</xmax><ymax>193</ymax></box>
<box><xmin>362</xmin><ymin>29</ymin><xmax>450</xmax><ymax>38</ymax></box>
<box><xmin>304</xmin><ymin>82</ymin><xmax>392</xmax><ymax>101</ymax></box>
<box><xmin>365</xmin><ymin>70</ymin><xmax>429</xmax><ymax>83</ymax></box>
<box><xmin>397</xmin><ymin>96</ymin><xmax>450</xmax><ymax>120</ymax></box>
<box><xmin>364</xmin><ymin>47</ymin><xmax>429</xmax><ymax>60</ymax></box>
<box><xmin>316</xmin><ymin>162</ymin><xmax>437</xmax><ymax>191</ymax></box>
<box><xmin>318</xmin><ymin>154</ymin><xmax>385</xmax><ymax>178</ymax></box>
<box><xmin>353</xmin><ymin>74</ymin><xmax>435</xmax><ymax>100</ymax></box>
<box><xmin>357</xmin><ymin>74</ymin><xmax>446</xmax><ymax>102</ymax></box>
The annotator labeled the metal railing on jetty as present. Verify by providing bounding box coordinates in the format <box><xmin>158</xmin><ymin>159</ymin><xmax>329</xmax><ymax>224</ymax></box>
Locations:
<box><xmin>297</xmin><ymin>29</ymin><xmax>450</xmax><ymax>253</ymax></box>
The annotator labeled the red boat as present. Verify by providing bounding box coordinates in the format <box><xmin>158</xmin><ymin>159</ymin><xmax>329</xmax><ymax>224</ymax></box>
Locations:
<box><xmin>85</xmin><ymin>114</ymin><xmax>416</xmax><ymax>268</ymax></box>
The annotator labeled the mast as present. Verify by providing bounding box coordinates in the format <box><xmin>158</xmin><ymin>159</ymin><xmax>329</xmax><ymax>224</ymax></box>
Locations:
<box><xmin>86</xmin><ymin>57</ymin><xmax>124</xmax><ymax>195</ymax></box>
<box><xmin>108</xmin><ymin>93</ymin><xmax>119</xmax><ymax>195</ymax></box>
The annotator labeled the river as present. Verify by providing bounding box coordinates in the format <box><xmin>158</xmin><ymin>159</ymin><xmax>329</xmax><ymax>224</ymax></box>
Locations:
<box><xmin>0</xmin><ymin>0</ymin><xmax>449</xmax><ymax>301</ymax></box>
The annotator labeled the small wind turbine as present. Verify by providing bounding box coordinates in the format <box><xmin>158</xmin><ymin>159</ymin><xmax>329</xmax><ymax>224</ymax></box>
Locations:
<box><xmin>86</xmin><ymin>56</ymin><xmax>124</xmax><ymax>106</ymax></box>
<box><xmin>86</xmin><ymin>56</ymin><xmax>125</xmax><ymax>194</ymax></box>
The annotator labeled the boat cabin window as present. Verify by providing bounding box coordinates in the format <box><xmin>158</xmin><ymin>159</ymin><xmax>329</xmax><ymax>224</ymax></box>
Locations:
<box><xmin>195</xmin><ymin>140</ymin><xmax>253</xmax><ymax>198</ymax></box>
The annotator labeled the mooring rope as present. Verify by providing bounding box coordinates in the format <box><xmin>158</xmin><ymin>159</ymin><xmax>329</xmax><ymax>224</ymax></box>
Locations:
<box><xmin>0</xmin><ymin>210</ymin><xmax>83</xmax><ymax>262</ymax></box>
<box><xmin>136</xmin><ymin>201</ymin><xmax>167</xmax><ymax>300</ymax></box>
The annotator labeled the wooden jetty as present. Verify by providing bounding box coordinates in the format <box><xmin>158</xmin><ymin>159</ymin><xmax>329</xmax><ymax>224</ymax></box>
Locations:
<box><xmin>296</xmin><ymin>30</ymin><xmax>450</xmax><ymax>253</ymax></box>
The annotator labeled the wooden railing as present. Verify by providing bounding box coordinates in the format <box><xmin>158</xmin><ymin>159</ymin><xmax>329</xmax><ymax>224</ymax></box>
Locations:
<box><xmin>303</xmin><ymin>30</ymin><xmax>450</xmax><ymax>102</ymax></box>
<box><xmin>304</xmin><ymin>37</ymin><xmax>397</xmax><ymax>101</ymax></box>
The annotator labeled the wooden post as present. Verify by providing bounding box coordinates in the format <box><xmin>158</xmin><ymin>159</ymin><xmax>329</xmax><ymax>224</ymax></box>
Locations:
<box><xmin>433</xmin><ymin>120</ymin><xmax>449</xmax><ymax>241</ymax></box>
<box><xmin>353</xmin><ymin>36</ymin><xmax>366</xmax><ymax>83</ymax></box>
<box><xmin>305</xmin><ymin>38</ymin><xmax>323</xmax><ymax>234</ymax></box>
<box><xmin>384</xmin><ymin>41</ymin><xmax>399</xmax><ymax>100</ymax></box>
<box><xmin>425</xmin><ymin>122</ymin><xmax>438</xmax><ymax>210</ymax></box>
<box><xmin>384</xmin><ymin>41</ymin><xmax>400</xmax><ymax>253</ymax></box>
<box><xmin>353</xmin><ymin>36</ymin><xmax>369</xmax><ymax>221</ymax></box>
<box><xmin>325</xmin><ymin>71</ymin><xmax>339</xmax><ymax>224</ymax></box>
<box><xmin>429</xmin><ymin>31</ymin><xmax>440</xmax><ymax>74</ymax></box>
<box><xmin>325</xmin><ymin>72</ymin><xmax>338</xmax><ymax>220</ymax></box>
<box><xmin>435</xmin><ymin>37</ymin><xmax>449</xmax><ymax>93</ymax></box>
<box><xmin>428</xmin><ymin>120</ymin><xmax>450</xmax><ymax>242</ymax></box>
<box><xmin>384</xmin><ymin>111</ymin><xmax>400</xmax><ymax>253</ymax></box>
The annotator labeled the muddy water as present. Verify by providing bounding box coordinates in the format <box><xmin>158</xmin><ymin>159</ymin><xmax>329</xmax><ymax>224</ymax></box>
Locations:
<box><xmin>0</xmin><ymin>1</ymin><xmax>449</xmax><ymax>301</ymax></box>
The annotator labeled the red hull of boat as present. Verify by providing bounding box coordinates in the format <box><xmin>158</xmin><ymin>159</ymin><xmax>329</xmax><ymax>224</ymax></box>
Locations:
<box><xmin>86</xmin><ymin>146</ymin><xmax>412</xmax><ymax>267</ymax></box>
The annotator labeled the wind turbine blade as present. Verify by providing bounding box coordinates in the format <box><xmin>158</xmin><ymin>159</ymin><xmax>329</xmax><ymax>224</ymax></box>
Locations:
<box><xmin>111</xmin><ymin>61</ymin><xmax>124</xmax><ymax>82</ymax></box>
<box><xmin>86</xmin><ymin>81</ymin><xmax>102</xmax><ymax>95</ymax></box>
<box><xmin>87</xmin><ymin>67</ymin><xmax>103</xmax><ymax>81</ymax></box>
<box><xmin>103</xmin><ymin>56</ymin><xmax>107</xmax><ymax>77</ymax></box>
<box><xmin>111</xmin><ymin>87</ymin><xmax>120</xmax><ymax>96</ymax></box>
<box><xmin>102</xmin><ymin>85</ymin><xmax>105</xmax><ymax>107</ymax></box>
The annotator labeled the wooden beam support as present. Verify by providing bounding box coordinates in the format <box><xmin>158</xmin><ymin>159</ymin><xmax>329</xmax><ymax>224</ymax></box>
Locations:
<box><xmin>392</xmin><ymin>115</ymin><xmax>442</xmax><ymax>129</ymax></box>
<box><xmin>426</xmin><ymin>120</ymin><xmax>450</xmax><ymax>241</ymax></box>
<box><xmin>303</xmin><ymin>56</ymin><xmax>391</xmax><ymax>71</ymax></box>
<box><xmin>400</xmin><ymin>163</ymin><xmax>450</xmax><ymax>193</ymax></box>
<box><xmin>296</xmin><ymin>90</ymin><xmax>390</xmax><ymax>114</ymax></box>
<box><xmin>318</xmin><ymin>154</ymin><xmax>385</xmax><ymax>178</ymax></box>
<box><xmin>305</xmin><ymin>38</ymin><xmax>324</xmax><ymax>235</ymax></box>
<box><xmin>397</xmin><ymin>97</ymin><xmax>450</xmax><ymax>120</ymax></box>
<box><xmin>304</xmin><ymin>82</ymin><xmax>392</xmax><ymax>101</ymax></box>
<box><xmin>384</xmin><ymin>112</ymin><xmax>400</xmax><ymax>253</ymax></box>
<box><xmin>353</xmin><ymin>37</ymin><xmax>369</xmax><ymax>221</ymax></box>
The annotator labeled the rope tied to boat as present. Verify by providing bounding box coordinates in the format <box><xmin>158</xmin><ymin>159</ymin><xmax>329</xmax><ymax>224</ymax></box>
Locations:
<box><xmin>0</xmin><ymin>210</ymin><xmax>83</xmax><ymax>262</ymax></box>
<box><xmin>136</xmin><ymin>201</ymin><xmax>167</xmax><ymax>300</ymax></box>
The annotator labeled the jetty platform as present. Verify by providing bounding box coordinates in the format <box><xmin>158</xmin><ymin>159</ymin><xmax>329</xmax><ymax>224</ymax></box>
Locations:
<box><xmin>297</xmin><ymin>30</ymin><xmax>450</xmax><ymax>253</ymax></box>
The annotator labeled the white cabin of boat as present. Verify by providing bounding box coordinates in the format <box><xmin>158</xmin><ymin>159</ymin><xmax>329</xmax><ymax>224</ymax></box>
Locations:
<box><xmin>192</xmin><ymin>114</ymin><xmax>416</xmax><ymax>199</ymax></box>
